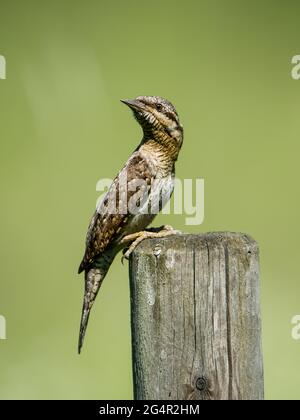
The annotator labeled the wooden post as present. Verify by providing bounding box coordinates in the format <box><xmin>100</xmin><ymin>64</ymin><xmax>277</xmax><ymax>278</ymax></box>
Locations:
<box><xmin>129</xmin><ymin>232</ymin><xmax>264</xmax><ymax>400</ymax></box>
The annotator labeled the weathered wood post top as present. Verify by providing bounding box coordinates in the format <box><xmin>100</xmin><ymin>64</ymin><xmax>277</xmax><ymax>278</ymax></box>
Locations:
<box><xmin>129</xmin><ymin>232</ymin><xmax>264</xmax><ymax>400</ymax></box>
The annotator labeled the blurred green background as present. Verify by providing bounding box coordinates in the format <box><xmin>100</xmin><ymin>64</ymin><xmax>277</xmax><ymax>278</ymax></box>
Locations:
<box><xmin>0</xmin><ymin>0</ymin><xmax>299</xmax><ymax>400</ymax></box>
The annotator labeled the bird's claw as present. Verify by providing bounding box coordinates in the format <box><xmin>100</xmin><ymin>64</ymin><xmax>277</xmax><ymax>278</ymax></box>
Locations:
<box><xmin>120</xmin><ymin>225</ymin><xmax>180</xmax><ymax>264</ymax></box>
<box><xmin>121</xmin><ymin>248</ymin><xmax>130</xmax><ymax>265</ymax></box>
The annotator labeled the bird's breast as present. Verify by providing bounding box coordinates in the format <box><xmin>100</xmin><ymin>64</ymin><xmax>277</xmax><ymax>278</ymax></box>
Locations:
<box><xmin>122</xmin><ymin>172</ymin><xmax>175</xmax><ymax>236</ymax></box>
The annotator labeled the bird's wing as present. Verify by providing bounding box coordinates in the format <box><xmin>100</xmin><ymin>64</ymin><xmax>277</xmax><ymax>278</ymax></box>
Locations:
<box><xmin>78</xmin><ymin>152</ymin><xmax>153</xmax><ymax>273</ymax></box>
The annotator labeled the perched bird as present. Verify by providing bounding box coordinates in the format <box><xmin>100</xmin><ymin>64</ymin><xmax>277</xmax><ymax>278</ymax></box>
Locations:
<box><xmin>78</xmin><ymin>96</ymin><xmax>184</xmax><ymax>353</ymax></box>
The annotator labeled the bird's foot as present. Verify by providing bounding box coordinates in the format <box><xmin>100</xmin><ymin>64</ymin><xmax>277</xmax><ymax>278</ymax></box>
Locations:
<box><xmin>120</xmin><ymin>225</ymin><xmax>180</xmax><ymax>264</ymax></box>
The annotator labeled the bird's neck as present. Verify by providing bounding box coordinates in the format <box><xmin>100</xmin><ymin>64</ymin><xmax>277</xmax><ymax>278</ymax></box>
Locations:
<box><xmin>139</xmin><ymin>136</ymin><xmax>179</xmax><ymax>176</ymax></box>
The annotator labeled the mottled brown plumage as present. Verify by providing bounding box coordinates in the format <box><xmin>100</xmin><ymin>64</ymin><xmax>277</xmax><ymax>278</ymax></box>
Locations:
<box><xmin>78</xmin><ymin>96</ymin><xmax>183</xmax><ymax>353</ymax></box>
<box><xmin>78</xmin><ymin>154</ymin><xmax>153</xmax><ymax>273</ymax></box>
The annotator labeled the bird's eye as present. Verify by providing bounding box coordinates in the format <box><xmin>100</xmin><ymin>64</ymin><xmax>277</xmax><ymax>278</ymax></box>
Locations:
<box><xmin>156</xmin><ymin>103</ymin><xmax>163</xmax><ymax>112</ymax></box>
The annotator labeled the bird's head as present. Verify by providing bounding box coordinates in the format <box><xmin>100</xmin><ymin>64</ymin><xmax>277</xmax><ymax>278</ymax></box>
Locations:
<box><xmin>121</xmin><ymin>96</ymin><xmax>183</xmax><ymax>150</ymax></box>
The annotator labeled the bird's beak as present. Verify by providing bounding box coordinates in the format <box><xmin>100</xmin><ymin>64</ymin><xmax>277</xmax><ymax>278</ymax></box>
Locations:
<box><xmin>120</xmin><ymin>99</ymin><xmax>145</xmax><ymax>112</ymax></box>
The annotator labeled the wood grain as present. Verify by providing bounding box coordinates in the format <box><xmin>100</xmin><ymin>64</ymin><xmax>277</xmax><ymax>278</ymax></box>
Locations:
<box><xmin>129</xmin><ymin>232</ymin><xmax>264</xmax><ymax>400</ymax></box>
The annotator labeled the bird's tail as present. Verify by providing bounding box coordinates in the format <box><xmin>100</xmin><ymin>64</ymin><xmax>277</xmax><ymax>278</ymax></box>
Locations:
<box><xmin>78</xmin><ymin>252</ymin><xmax>116</xmax><ymax>354</ymax></box>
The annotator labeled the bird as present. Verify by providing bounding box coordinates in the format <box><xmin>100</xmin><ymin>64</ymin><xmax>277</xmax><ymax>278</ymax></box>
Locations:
<box><xmin>78</xmin><ymin>96</ymin><xmax>184</xmax><ymax>353</ymax></box>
